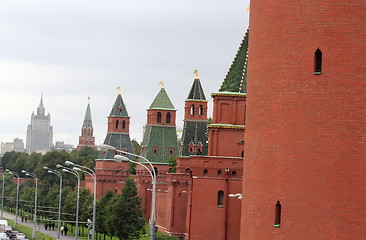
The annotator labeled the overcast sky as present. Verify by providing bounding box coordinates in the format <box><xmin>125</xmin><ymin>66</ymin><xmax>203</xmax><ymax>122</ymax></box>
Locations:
<box><xmin>0</xmin><ymin>0</ymin><xmax>250</xmax><ymax>147</ymax></box>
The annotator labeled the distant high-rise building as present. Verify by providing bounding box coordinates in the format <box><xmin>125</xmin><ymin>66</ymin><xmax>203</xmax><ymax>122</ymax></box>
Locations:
<box><xmin>26</xmin><ymin>96</ymin><xmax>53</xmax><ymax>154</ymax></box>
<box><xmin>1</xmin><ymin>138</ymin><xmax>24</xmax><ymax>155</ymax></box>
<box><xmin>77</xmin><ymin>97</ymin><xmax>96</xmax><ymax>150</ymax></box>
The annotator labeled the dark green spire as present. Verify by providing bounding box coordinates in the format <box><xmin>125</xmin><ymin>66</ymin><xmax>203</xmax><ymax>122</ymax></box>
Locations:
<box><xmin>82</xmin><ymin>98</ymin><xmax>93</xmax><ymax>129</ymax></box>
<box><xmin>149</xmin><ymin>87</ymin><xmax>175</xmax><ymax>110</ymax></box>
<box><xmin>187</xmin><ymin>72</ymin><xmax>206</xmax><ymax>100</ymax></box>
<box><xmin>110</xmin><ymin>93</ymin><xmax>129</xmax><ymax>117</ymax></box>
<box><xmin>219</xmin><ymin>28</ymin><xmax>249</xmax><ymax>93</ymax></box>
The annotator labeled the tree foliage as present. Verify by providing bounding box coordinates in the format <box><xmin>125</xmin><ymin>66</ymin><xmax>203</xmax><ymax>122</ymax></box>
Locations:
<box><xmin>105</xmin><ymin>178</ymin><xmax>145</xmax><ymax>240</ymax></box>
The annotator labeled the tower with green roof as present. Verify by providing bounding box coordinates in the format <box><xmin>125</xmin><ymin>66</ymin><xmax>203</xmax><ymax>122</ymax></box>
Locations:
<box><xmin>140</xmin><ymin>83</ymin><xmax>179</xmax><ymax>163</ymax></box>
<box><xmin>180</xmin><ymin>70</ymin><xmax>209</xmax><ymax>156</ymax></box>
<box><xmin>99</xmin><ymin>89</ymin><xmax>135</xmax><ymax>159</ymax></box>
<box><xmin>77</xmin><ymin>97</ymin><xmax>96</xmax><ymax>150</ymax></box>
<box><xmin>208</xmin><ymin>28</ymin><xmax>248</xmax><ymax>157</ymax></box>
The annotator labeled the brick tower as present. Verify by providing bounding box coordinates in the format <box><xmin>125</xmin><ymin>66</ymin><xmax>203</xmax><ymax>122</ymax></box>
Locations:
<box><xmin>99</xmin><ymin>88</ymin><xmax>135</xmax><ymax>159</ymax></box>
<box><xmin>242</xmin><ymin>1</ymin><xmax>366</xmax><ymax>239</ymax></box>
<box><xmin>208</xmin><ymin>29</ymin><xmax>248</xmax><ymax>158</ymax></box>
<box><xmin>77</xmin><ymin>97</ymin><xmax>96</xmax><ymax>150</ymax></box>
<box><xmin>180</xmin><ymin>70</ymin><xmax>208</xmax><ymax>156</ymax></box>
<box><xmin>141</xmin><ymin>83</ymin><xmax>179</xmax><ymax>164</ymax></box>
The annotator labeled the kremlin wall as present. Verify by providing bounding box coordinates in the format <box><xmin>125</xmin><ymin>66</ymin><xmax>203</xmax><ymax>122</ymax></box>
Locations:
<box><xmin>78</xmin><ymin>1</ymin><xmax>365</xmax><ymax>239</ymax></box>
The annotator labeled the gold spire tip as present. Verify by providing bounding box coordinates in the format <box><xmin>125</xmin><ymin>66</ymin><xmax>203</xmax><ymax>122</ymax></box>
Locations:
<box><xmin>159</xmin><ymin>81</ymin><xmax>165</xmax><ymax>88</ymax></box>
<box><xmin>194</xmin><ymin>69</ymin><xmax>199</xmax><ymax>79</ymax></box>
<box><xmin>116</xmin><ymin>86</ymin><xmax>121</xmax><ymax>94</ymax></box>
<box><xmin>88</xmin><ymin>96</ymin><xmax>90</xmax><ymax>104</ymax></box>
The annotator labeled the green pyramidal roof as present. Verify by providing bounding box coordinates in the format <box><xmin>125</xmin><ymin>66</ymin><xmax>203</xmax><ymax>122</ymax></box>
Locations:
<box><xmin>149</xmin><ymin>87</ymin><xmax>176</xmax><ymax>110</ymax></box>
<box><xmin>82</xmin><ymin>102</ymin><xmax>93</xmax><ymax>129</ymax></box>
<box><xmin>110</xmin><ymin>94</ymin><xmax>129</xmax><ymax>117</ymax></box>
<box><xmin>219</xmin><ymin>28</ymin><xmax>249</xmax><ymax>93</ymax></box>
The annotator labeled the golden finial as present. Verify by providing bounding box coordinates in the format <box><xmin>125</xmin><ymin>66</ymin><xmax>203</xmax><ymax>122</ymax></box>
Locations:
<box><xmin>194</xmin><ymin>69</ymin><xmax>199</xmax><ymax>79</ymax></box>
<box><xmin>116</xmin><ymin>86</ymin><xmax>121</xmax><ymax>94</ymax></box>
<box><xmin>88</xmin><ymin>96</ymin><xmax>90</xmax><ymax>104</ymax></box>
<box><xmin>159</xmin><ymin>81</ymin><xmax>165</xmax><ymax>88</ymax></box>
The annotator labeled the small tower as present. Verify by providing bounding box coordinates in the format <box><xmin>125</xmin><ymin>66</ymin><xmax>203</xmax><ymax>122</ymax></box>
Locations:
<box><xmin>99</xmin><ymin>88</ymin><xmax>134</xmax><ymax>159</ymax></box>
<box><xmin>77</xmin><ymin>97</ymin><xmax>96</xmax><ymax>150</ymax></box>
<box><xmin>180</xmin><ymin>70</ymin><xmax>208</xmax><ymax>156</ymax></box>
<box><xmin>208</xmin><ymin>29</ymin><xmax>248</xmax><ymax>157</ymax></box>
<box><xmin>141</xmin><ymin>82</ymin><xmax>179</xmax><ymax>163</ymax></box>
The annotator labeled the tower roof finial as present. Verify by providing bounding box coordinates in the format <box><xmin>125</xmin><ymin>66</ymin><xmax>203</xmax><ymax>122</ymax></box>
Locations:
<box><xmin>116</xmin><ymin>86</ymin><xmax>121</xmax><ymax>95</ymax></box>
<box><xmin>88</xmin><ymin>96</ymin><xmax>91</xmax><ymax>104</ymax></box>
<box><xmin>194</xmin><ymin>69</ymin><xmax>199</xmax><ymax>79</ymax></box>
<box><xmin>159</xmin><ymin>81</ymin><xmax>165</xmax><ymax>88</ymax></box>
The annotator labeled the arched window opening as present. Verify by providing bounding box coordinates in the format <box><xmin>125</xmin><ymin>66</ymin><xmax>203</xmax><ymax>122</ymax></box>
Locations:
<box><xmin>274</xmin><ymin>201</ymin><xmax>281</xmax><ymax>227</ymax></box>
<box><xmin>217</xmin><ymin>170</ymin><xmax>222</xmax><ymax>177</ymax></box>
<box><xmin>166</xmin><ymin>112</ymin><xmax>171</xmax><ymax>123</ymax></box>
<box><xmin>185</xmin><ymin>168</ymin><xmax>192</xmax><ymax>174</ymax></box>
<box><xmin>169</xmin><ymin>148</ymin><xmax>174</xmax><ymax>154</ymax></box>
<box><xmin>190</xmin><ymin>105</ymin><xmax>195</xmax><ymax>115</ymax></box>
<box><xmin>189</xmin><ymin>147</ymin><xmax>193</xmax><ymax>153</ymax></box>
<box><xmin>217</xmin><ymin>190</ymin><xmax>224</xmax><ymax>207</ymax></box>
<box><xmin>199</xmin><ymin>105</ymin><xmax>203</xmax><ymax>115</ymax></box>
<box><xmin>115</xmin><ymin>120</ymin><xmax>119</xmax><ymax>129</ymax></box>
<box><xmin>203</xmin><ymin>169</ymin><xmax>208</xmax><ymax>176</ymax></box>
<box><xmin>153</xmin><ymin>147</ymin><xmax>158</xmax><ymax>154</ymax></box>
<box><xmin>154</xmin><ymin>167</ymin><xmax>159</xmax><ymax>176</ymax></box>
<box><xmin>314</xmin><ymin>48</ymin><xmax>322</xmax><ymax>74</ymax></box>
<box><xmin>122</xmin><ymin>120</ymin><xmax>126</xmax><ymax>129</ymax></box>
<box><xmin>241</xmin><ymin>150</ymin><xmax>244</xmax><ymax>158</ymax></box>
<box><xmin>232</xmin><ymin>171</ymin><xmax>237</xmax><ymax>178</ymax></box>
<box><xmin>157</xmin><ymin>112</ymin><xmax>162</xmax><ymax>123</ymax></box>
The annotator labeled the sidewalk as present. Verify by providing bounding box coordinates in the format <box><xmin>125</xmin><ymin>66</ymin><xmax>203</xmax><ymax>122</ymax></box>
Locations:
<box><xmin>3</xmin><ymin>212</ymin><xmax>81</xmax><ymax>240</ymax></box>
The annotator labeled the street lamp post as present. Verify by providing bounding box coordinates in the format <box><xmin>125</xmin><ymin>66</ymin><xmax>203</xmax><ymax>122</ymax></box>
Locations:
<box><xmin>56</xmin><ymin>164</ymin><xmax>80</xmax><ymax>240</ymax></box>
<box><xmin>65</xmin><ymin>161</ymin><xmax>96</xmax><ymax>240</ymax></box>
<box><xmin>100</xmin><ymin>144</ymin><xmax>157</xmax><ymax>240</ymax></box>
<box><xmin>43</xmin><ymin>167</ymin><xmax>62</xmax><ymax>240</ymax></box>
<box><xmin>6</xmin><ymin>169</ymin><xmax>20</xmax><ymax>228</ymax></box>
<box><xmin>22</xmin><ymin>170</ymin><xmax>38</xmax><ymax>239</ymax></box>
<box><xmin>1</xmin><ymin>171</ymin><xmax>4</xmax><ymax>220</ymax></box>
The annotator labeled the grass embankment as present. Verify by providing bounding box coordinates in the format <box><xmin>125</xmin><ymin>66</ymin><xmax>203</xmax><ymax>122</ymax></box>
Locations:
<box><xmin>5</xmin><ymin>218</ymin><xmax>56</xmax><ymax>240</ymax></box>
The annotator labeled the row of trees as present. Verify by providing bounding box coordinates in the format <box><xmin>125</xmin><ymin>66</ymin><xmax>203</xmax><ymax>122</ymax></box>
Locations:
<box><xmin>0</xmin><ymin>147</ymin><xmax>147</xmax><ymax>240</ymax></box>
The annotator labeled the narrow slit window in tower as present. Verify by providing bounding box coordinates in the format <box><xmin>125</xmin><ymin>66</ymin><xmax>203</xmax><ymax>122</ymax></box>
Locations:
<box><xmin>199</xmin><ymin>105</ymin><xmax>203</xmax><ymax>115</ymax></box>
<box><xmin>122</xmin><ymin>120</ymin><xmax>126</xmax><ymax>129</ymax></box>
<box><xmin>166</xmin><ymin>112</ymin><xmax>171</xmax><ymax>123</ymax></box>
<box><xmin>115</xmin><ymin>120</ymin><xmax>119</xmax><ymax>129</ymax></box>
<box><xmin>217</xmin><ymin>190</ymin><xmax>224</xmax><ymax>207</ymax></box>
<box><xmin>314</xmin><ymin>48</ymin><xmax>322</xmax><ymax>74</ymax></box>
<box><xmin>157</xmin><ymin>112</ymin><xmax>162</xmax><ymax>123</ymax></box>
<box><xmin>190</xmin><ymin>105</ymin><xmax>195</xmax><ymax>115</ymax></box>
<box><xmin>274</xmin><ymin>200</ymin><xmax>281</xmax><ymax>227</ymax></box>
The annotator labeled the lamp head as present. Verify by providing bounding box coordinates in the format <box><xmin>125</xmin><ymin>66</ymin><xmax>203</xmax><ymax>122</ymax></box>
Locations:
<box><xmin>73</xmin><ymin>167</ymin><xmax>82</xmax><ymax>171</ymax></box>
<box><xmin>21</xmin><ymin>170</ymin><xmax>26</xmax><ymax>173</ymax></box>
<box><xmin>99</xmin><ymin>144</ymin><xmax>116</xmax><ymax>151</ymax></box>
<box><xmin>56</xmin><ymin>164</ymin><xmax>63</xmax><ymax>168</ymax></box>
<box><xmin>43</xmin><ymin>166</ymin><xmax>49</xmax><ymax>170</ymax></box>
<box><xmin>62</xmin><ymin>169</ymin><xmax>69</xmax><ymax>173</ymax></box>
<box><xmin>114</xmin><ymin>155</ymin><xmax>129</xmax><ymax>162</ymax></box>
<box><xmin>65</xmin><ymin>161</ymin><xmax>74</xmax><ymax>166</ymax></box>
<box><xmin>5</xmin><ymin>169</ymin><xmax>9</xmax><ymax>172</ymax></box>
<box><xmin>47</xmin><ymin>170</ymin><xmax>53</xmax><ymax>174</ymax></box>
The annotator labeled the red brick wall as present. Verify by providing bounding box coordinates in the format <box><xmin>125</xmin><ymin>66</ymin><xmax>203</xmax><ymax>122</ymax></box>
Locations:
<box><xmin>242</xmin><ymin>1</ymin><xmax>366</xmax><ymax>239</ymax></box>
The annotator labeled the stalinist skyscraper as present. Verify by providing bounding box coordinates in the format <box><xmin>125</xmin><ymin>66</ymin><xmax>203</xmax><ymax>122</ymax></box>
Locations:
<box><xmin>26</xmin><ymin>95</ymin><xmax>53</xmax><ymax>154</ymax></box>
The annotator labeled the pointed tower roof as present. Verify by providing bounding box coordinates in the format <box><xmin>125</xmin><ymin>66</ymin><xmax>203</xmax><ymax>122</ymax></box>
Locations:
<box><xmin>110</xmin><ymin>92</ymin><xmax>129</xmax><ymax>117</ymax></box>
<box><xmin>149</xmin><ymin>84</ymin><xmax>176</xmax><ymax>110</ymax></box>
<box><xmin>37</xmin><ymin>94</ymin><xmax>45</xmax><ymax>116</ymax></box>
<box><xmin>219</xmin><ymin>28</ymin><xmax>249</xmax><ymax>93</ymax></box>
<box><xmin>187</xmin><ymin>70</ymin><xmax>206</xmax><ymax>100</ymax></box>
<box><xmin>82</xmin><ymin>97</ymin><xmax>93</xmax><ymax>129</ymax></box>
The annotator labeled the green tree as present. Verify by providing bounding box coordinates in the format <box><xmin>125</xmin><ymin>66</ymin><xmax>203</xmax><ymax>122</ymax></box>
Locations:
<box><xmin>108</xmin><ymin>178</ymin><xmax>145</xmax><ymax>240</ymax></box>
<box><xmin>96</xmin><ymin>190</ymin><xmax>115</xmax><ymax>236</ymax></box>
<box><xmin>168</xmin><ymin>154</ymin><xmax>178</xmax><ymax>173</ymax></box>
